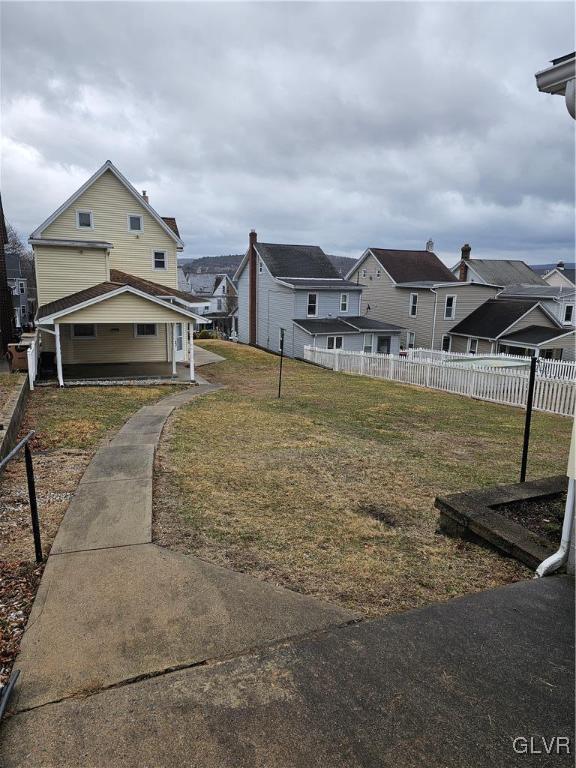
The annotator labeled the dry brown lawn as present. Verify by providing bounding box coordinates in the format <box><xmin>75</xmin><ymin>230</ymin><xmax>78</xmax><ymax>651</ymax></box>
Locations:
<box><xmin>154</xmin><ymin>342</ymin><xmax>571</xmax><ymax>618</ymax></box>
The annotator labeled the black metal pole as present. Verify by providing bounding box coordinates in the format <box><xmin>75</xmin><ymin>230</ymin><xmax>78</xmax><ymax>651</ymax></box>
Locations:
<box><xmin>24</xmin><ymin>443</ymin><xmax>42</xmax><ymax>563</ymax></box>
<box><xmin>278</xmin><ymin>329</ymin><xmax>285</xmax><ymax>399</ymax></box>
<box><xmin>520</xmin><ymin>356</ymin><xmax>538</xmax><ymax>483</ymax></box>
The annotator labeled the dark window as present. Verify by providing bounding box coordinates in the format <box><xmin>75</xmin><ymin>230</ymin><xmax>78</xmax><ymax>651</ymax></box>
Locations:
<box><xmin>135</xmin><ymin>323</ymin><xmax>156</xmax><ymax>337</ymax></box>
<box><xmin>444</xmin><ymin>295</ymin><xmax>456</xmax><ymax>319</ymax></box>
<box><xmin>72</xmin><ymin>324</ymin><xmax>96</xmax><ymax>338</ymax></box>
<box><xmin>129</xmin><ymin>215</ymin><xmax>143</xmax><ymax>232</ymax></box>
<box><xmin>441</xmin><ymin>335</ymin><xmax>451</xmax><ymax>352</ymax></box>
<box><xmin>153</xmin><ymin>251</ymin><xmax>166</xmax><ymax>269</ymax></box>
<box><xmin>564</xmin><ymin>305</ymin><xmax>573</xmax><ymax>323</ymax></box>
<box><xmin>307</xmin><ymin>293</ymin><xmax>318</xmax><ymax>317</ymax></box>
<box><xmin>409</xmin><ymin>293</ymin><xmax>418</xmax><ymax>317</ymax></box>
<box><xmin>77</xmin><ymin>211</ymin><xmax>92</xmax><ymax>228</ymax></box>
<box><xmin>327</xmin><ymin>336</ymin><xmax>343</xmax><ymax>350</ymax></box>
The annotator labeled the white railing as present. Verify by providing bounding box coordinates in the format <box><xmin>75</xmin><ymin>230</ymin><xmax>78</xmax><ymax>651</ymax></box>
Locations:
<box><xmin>24</xmin><ymin>332</ymin><xmax>40</xmax><ymax>391</ymax></box>
<box><xmin>406</xmin><ymin>347</ymin><xmax>576</xmax><ymax>381</ymax></box>
<box><xmin>304</xmin><ymin>346</ymin><xmax>576</xmax><ymax>417</ymax></box>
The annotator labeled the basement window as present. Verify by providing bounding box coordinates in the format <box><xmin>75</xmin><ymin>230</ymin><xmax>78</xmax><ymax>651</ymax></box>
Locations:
<box><xmin>135</xmin><ymin>323</ymin><xmax>157</xmax><ymax>337</ymax></box>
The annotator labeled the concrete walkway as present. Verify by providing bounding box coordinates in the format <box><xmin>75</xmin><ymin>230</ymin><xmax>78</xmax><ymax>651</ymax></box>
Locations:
<box><xmin>8</xmin><ymin>377</ymin><xmax>356</xmax><ymax>714</ymax></box>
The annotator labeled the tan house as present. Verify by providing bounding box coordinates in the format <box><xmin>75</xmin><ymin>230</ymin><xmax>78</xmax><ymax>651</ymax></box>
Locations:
<box><xmin>30</xmin><ymin>161</ymin><xmax>208</xmax><ymax>385</ymax></box>
<box><xmin>346</xmin><ymin>247</ymin><xmax>499</xmax><ymax>351</ymax></box>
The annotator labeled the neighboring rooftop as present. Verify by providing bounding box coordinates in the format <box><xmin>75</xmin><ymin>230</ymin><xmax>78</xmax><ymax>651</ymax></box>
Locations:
<box><xmin>256</xmin><ymin>243</ymin><xmax>342</xmax><ymax>280</ymax></box>
<box><xmin>449</xmin><ymin>298</ymin><xmax>546</xmax><ymax>338</ymax></box>
<box><xmin>500</xmin><ymin>325</ymin><xmax>574</xmax><ymax>345</ymax></box>
<box><xmin>500</xmin><ymin>284</ymin><xmax>575</xmax><ymax>299</ymax></box>
<box><xmin>279</xmin><ymin>278</ymin><xmax>361</xmax><ymax>289</ymax></box>
<box><xmin>458</xmin><ymin>259</ymin><xmax>546</xmax><ymax>287</ymax></box>
<box><xmin>294</xmin><ymin>316</ymin><xmax>404</xmax><ymax>335</ymax></box>
<box><xmin>367</xmin><ymin>249</ymin><xmax>457</xmax><ymax>284</ymax></box>
<box><xmin>161</xmin><ymin>217</ymin><xmax>180</xmax><ymax>238</ymax></box>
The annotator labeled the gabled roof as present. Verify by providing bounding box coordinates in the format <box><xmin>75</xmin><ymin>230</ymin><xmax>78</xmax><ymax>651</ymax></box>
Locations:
<box><xmin>256</xmin><ymin>243</ymin><xmax>341</xmax><ymax>279</ymax></box>
<box><xmin>499</xmin><ymin>284</ymin><xmax>576</xmax><ymax>299</ymax></box>
<box><xmin>499</xmin><ymin>325</ymin><xmax>575</xmax><ymax>345</ymax></box>
<box><xmin>350</xmin><ymin>249</ymin><xmax>457</xmax><ymax>284</ymax></box>
<box><xmin>278</xmin><ymin>278</ymin><xmax>362</xmax><ymax>290</ymax></box>
<box><xmin>0</xmin><ymin>194</ymin><xmax>7</xmax><ymax>246</ymax></box>
<box><xmin>544</xmin><ymin>267</ymin><xmax>576</xmax><ymax>286</ymax></box>
<box><xmin>109</xmin><ymin>269</ymin><xmax>203</xmax><ymax>304</ymax></box>
<box><xmin>449</xmin><ymin>299</ymin><xmax>560</xmax><ymax>339</ymax></box>
<box><xmin>455</xmin><ymin>259</ymin><xmax>546</xmax><ymax>287</ymax></box>
<box><xmin>161</xmin><ymin>217</ymin><xmax>180</xmax><ymax>238</ymax></box>
<box><xmin>30</xmin><ymin>160</ymin><xmax>184</xmax><ymax>247</ymax></box>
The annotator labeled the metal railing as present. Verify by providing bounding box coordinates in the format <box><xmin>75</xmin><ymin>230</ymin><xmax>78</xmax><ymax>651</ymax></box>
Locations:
<box><xmin>0</xmin><ymin>431</ymin><xmax>42</xmax><ymax>562</ymax></box>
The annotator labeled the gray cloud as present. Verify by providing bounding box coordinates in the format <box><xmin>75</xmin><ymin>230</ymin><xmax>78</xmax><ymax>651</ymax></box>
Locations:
<box><xmin>1</xmin><ymin>1</ymin><xmax>574</xmax><ymax>266</ymax></box>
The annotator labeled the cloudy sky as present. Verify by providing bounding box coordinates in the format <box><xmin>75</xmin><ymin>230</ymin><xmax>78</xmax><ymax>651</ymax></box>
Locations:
<box><xmin>1</xmin><ymin>1</ymin><xmax>574</xmax><ymax>266</ymax></box>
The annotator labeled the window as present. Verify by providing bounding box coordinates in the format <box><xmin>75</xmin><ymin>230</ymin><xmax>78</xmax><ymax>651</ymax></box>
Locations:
<box><xmin>258</xmin><ymin>259</ymin><xmax>263</xmax><ymax>274</ymax></box>
<box><xmin>72</xmin><ymin>324</ymin><xmax>96</xmax><ymax>338</ymax></box>
<box><xmin>407</xmin><ymin>331</ymin><xmax>416</xmax><ymax>349</ymax></box>
<box><xmin>468</xmin><ymin>338</ymin><xmax>478</xmax><ymax>355</ymax></box>
<box><xmin>376</xmin><ymin>269</ymin><xmax>381</xmax><ymax>279</ymax></box>
<box><xmin>128</xmin><ymin>214</ymin><xmax>143</xmax><ymax>232</ymax></box>
<box><xmin>441</xmin><ymin>335</ymin><xmax>451</xmax><ymax>352</ymax></box>
<box><xmin>19</xmin><ymin>281</ymin><xmax>25</xmax><ymax>294</ymax></box>
<box><xmin>307</xmin><ymin>292</ymin><xmax>318</xmax><ymax>317</ymax></box>
<box><xmin>361</xmin><ymin>268</ymin><xmax>367</xmax><ymax>278</ymax></box>
<box><xmin>76</xmin><ymin>210</ymin><xmax>93</xmax><ymax>229</ymax></box>
<box><xmin>564</xmin><ymin>305</ymin><xmax>574</xmax><ymax>324</ymax></box>
<box><xmin>409</xmin><ymin>293</ymin><xmax>418</xmax><ymax>317</ymax></box>
<box><xmin>327</xmin><ymin>336</ymin><xmax>343</xmax><ymax>350</ymax></box>
<box><xmin>21</xmin><ymin>306</ymin><xmax>26</xmax><ymax>318</ymax></box>
<box><xmin>340</xmin><ymin>293</ymin><xmax>349</xmax><ymax>312</ymax></box>
<box><xmin>153</xmin><ymin>250</ymin><xmax>166</xmax><ymax>270</ymax></box>
<box><xmin>216</xmin><ymin>298</ymin><xmax>222</xmax><ymax>311</ymax></box>
<box><xmin>135</xmin><ymin>323</ymin><xmax>157</xmax><ymax>337</ymax></box>
<box><xmin>444</xmin><ymin>295</ymin><xmax>456</xmax><ymax>320</ymax></box>
<box><xmin>363</xmin><ymin>333</ymin><xmax>373</xmax><ymax>353</ymax></box>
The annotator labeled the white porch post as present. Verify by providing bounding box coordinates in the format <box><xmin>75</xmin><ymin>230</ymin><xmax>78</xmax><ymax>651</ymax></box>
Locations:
<box><xmin>189</xmin><ymin>322</ymin><xmax>195</xmax><ymax>382</ymax></box>
<box><xmin>55</xmin><ymin>322</ymin><xmax>64</xmax><ymax>387</ymax></box>
<box><xmin>171</xmin><ymin>323</ymin><xmax>177</xmax><ymax>376</ymax></box>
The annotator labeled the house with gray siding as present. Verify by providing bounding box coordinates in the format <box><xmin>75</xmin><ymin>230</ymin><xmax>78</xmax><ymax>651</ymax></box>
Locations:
<box><xmin>346</xmin><ymin>245</ymin><xmax>499</xmax><ymax>351</ymax></box>
<box><xmin>497</xmin><ymin>284</ymin><xmax>575</xmax><ymax>329</ymax></box>
<box><xmin>235</xmin><ymin>232</ymin><xmax>402</xmax><ymax>359</ymax></box>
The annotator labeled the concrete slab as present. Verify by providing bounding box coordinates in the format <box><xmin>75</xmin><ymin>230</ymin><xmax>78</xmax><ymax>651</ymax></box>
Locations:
<box><xmin>2</xmin><ymin>577</ymin><xmax>572</xmax><ymax>767</ymax></box>
<box><xmin>194</xmin><ymin>347</ymin><xmax>225</xmax><ymax>366</ymax></box>
<box><xmin>109</xmin><ymin>432</ymin><xmax>161</xmax><ymax>446</ymax></box>
<box><xmin>10</xmin><ymin>543</ymin><xmax>357</xmax><ymax>711</ymax></box>
<box><xmin>79</xmin><ymin>444</ymin><xmax>154</xmax><ymax>484</ymax></box>
<box><xmin>51</xmin><ymin>480</ymin><xmax>152</xmax><ymax>554</ymax></box>
<box><xmin>116</xmin><ymin>413</ymin><xmax>168</xmax><ymax>434</ymax></box>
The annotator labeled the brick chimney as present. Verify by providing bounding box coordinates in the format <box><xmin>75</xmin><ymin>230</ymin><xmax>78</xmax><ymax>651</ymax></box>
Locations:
<box><xmin>141</xmin><ymin>190</ymin><xmax>149</xmax><ymax>204</ymax></box>
<box><xmin>459</xmin><ymin>243</ymin><xmax>471</xmax><ymax>282</ymax></box>
<box><xmin>248</xmin><ymin>229</ymin><xmax>257</xmax><ymax>345</ymax></box>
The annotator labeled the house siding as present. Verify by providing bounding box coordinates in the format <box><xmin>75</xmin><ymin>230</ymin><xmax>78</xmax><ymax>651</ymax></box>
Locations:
<box><xmin>256</xmin><ymin>268</ymin><xmax>295</xmax><ymax>357</ymax></box>
<box><xmin>34</xmin><ymin>246</ymin><xmax>109</xmax><ymax>305</ymax></box>
<box><xmin>41</xmin><ymin>169</ymin><xmax>179</xmax><ymax>289</ymax></box>
<box><xmin>293</xmin><ymin>288</ymin><xmax>361</xmax><ymax>318</ymax></box>
<box><xmin>431</xmin><ymin>285</ymin><xmax>500</xmax><ymax>348</ymax></box>
<box><xmin>237</xmin><ymin>263</ymin><xmax>250</xmax><ymax>344</ymax></box>
<box><xmin>58</xmin><ymin>292</ymin><xmax>196</xmax><ymax>325</ymax></box>
<box><xmin>41</xmin><ymin>324</ymin><xmax>169</xmax><ymax>364</ymax></box>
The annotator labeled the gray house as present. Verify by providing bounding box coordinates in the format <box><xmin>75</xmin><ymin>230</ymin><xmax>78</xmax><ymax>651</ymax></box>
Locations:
<box><xmin>450</xmin><ymin>245</ymin><xmax>546</xmax><ymax>286</ymax></box>
<box><xmin>5</xmin><ymin>248</ymin><xmax>30</xmax><ymax>329</ymax></box>
<box><xmin>235</xmin><ymin>231</ymin><xmax>402</xmax><ymax>358</ymax></box>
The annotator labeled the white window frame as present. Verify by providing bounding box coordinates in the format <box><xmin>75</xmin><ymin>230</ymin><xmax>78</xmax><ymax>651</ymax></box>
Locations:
<box><xmin>468</xmin><ymin>337</ymin><xmax>479</xmax><ymax>354</ymax></box>
<box><xmin>563</xmin><ymin>304</ymin><xmax>574</xmax><ymax>324</ymax></box>
<box><xmin>216</xmin><ymin>298</ymin><xmax>223</xmax><ymax>311</ymax></box>
<box><xmin>76</xmin><ymin>209</ymin><xmax>93</xmax><ymax>230</ymax></box>
<box><xmin>340</xmin><ymin>293</ymin><xmax>349</xmax><ymax>313</ymax></box>
<box><xmin>444</xmin><ymin>295</ymin><xmax>457</xmax><ymax>320</ymax></box>
<box><xmin>134</xmin><ymin>323</ymin><xmax>158</xmax><ymax>338</ymax></box>
<box><xmin>18</xmin><ymin>280</ymin><xmax>26</xmax><ymax>294</ymax></box>
<box><xmin>128</xmin><ymin>213</ymin><xmax>144</xmax><ymax>233</ymax></box>
<box><xmin>327</xmin><ymin>335</ymin><xmax>343</xmax><ymax>350</ymax></box>
<box><xmin>258</xmin><ymin>259</ymin><xmax>263</xmax><ymax>274</ymax></box>
<box><xmin>363</xmin><ymin>333</ymin><xmax>373</xmax><ymax>353</ymax></box>
<box><xmin>376</xmin><ymin>269</ymin><xmax>381</xmax><ymax>279</ymax></box>
<box><xmin>307</xmin><ymin>292</ymin><xmax>318</xmax><ymax>317</ymax></box>
<box><xmin>72</xmin><ymin>323</ymin><xmax>97</xmax><ymax>339</ymax></box>
<box><xmin>409</xmin><ymin>293</ymin><xmax>418</xmax><ymax>317</ymax></box>
<box><xmin>361</xmin><ymin>268</ymin><xmax>367</xmax><ymax>278</ymax></box>
<box><xmin>153</xmin><ymin>250</ymin><xmax>167</xmax><ymax>270</ymax></box>
<box><xmin>407</xmin><ymin>331</ymin><xmax>416</xmax><ymax>349</ymax></box>
<box><xmin>441</xmin><ymin>335</ymin><xmax>451</xmax><ymax>352</ymax></box>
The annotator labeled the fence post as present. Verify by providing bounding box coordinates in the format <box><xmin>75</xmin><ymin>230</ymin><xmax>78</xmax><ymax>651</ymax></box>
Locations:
<box><xmin>333</xmin><ymin>350</ymin><xmax>340</xmax><ymax>372</ymax></box>
<box><xmin>24</xmin><ymin>443</ymin><xmax>42</xmax><ymax>563</ymax></box>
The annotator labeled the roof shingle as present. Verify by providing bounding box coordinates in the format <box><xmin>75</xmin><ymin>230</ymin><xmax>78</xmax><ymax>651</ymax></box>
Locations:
<box><xmin>256</xmin><ymin>243</ymin><xmax>341</xmax><ymax>279</ymax></box>
<box><xmin>449</xmin><ymin>299</ymin><xmax>545</xmax><ymax>338</ymax></box>
<box><xmin>369</xmin><ymin>249</ymin><xmax>457</xmax><ymax>283</ymax></box>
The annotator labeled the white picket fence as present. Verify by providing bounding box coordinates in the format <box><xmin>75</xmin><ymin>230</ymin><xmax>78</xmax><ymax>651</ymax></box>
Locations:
<box><xmin>406</xmin><ymin>347</ymin><xmax>576</xmax><ymax>381</ymax></box>
<box><xmin>303</xmin><ymin>346</ymin><xmax>576</xmax><ymax>417</ymax></box>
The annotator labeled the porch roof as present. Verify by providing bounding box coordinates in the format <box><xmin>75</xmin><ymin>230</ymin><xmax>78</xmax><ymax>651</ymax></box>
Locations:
<box><xmin>499</xmin><ymin>325</ymin><xmax>575</xmax><ymax>347</ymax></box>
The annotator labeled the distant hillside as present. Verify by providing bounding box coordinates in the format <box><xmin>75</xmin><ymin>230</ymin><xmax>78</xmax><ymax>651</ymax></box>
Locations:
<box><xmin>178</xmin><ymin>252</ymin><xmax>356</xmax><ymax>277</ymax></box>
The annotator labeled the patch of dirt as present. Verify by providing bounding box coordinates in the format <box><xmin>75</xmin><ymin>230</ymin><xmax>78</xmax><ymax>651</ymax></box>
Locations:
<box><xmin>356</xmin><ymin>503</ymin><xmax>397</xmax><ymax>527</ymax></box>
<box><xmin>495</xmin><ymin>495</ymin><xmax>565</xmax><ymax>544</ymax></box>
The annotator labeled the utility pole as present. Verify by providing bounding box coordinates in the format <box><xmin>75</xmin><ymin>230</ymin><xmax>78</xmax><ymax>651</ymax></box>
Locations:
<box><xmin>277</xmin><ymin>328</ymin><xmax>285</xmax><ymax>399</ymax></box>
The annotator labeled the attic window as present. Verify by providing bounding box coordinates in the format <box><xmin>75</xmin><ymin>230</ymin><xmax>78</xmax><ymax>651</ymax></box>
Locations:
<box><xmin>258</xmin><ymin>259</ymin><xmax>263</xmax><ymax>274</ymax></box>
<box><xmin>76</xmin><ymin>210</ymin><xmax>93</xmax><ymax>229</ymax></box>
<box><xmin>128</xmin><ymin>214</ymin><xmax>143</xmax><ymax>232</ymax></box>
<box><xmin>361</xmin><ymin>268</ymin><xmax>367</xmax><ymax>279</ymax></box>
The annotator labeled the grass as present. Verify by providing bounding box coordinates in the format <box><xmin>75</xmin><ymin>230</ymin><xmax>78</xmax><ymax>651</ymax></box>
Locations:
<box><xmin>0</xmin><ymin>373</ymin><xmax>25</xmax><ymax>415</ymax></box>
<box><xmin>154</xmin><ymin>342</ymin><xmax>572</xmax><ymax>618</ymax></box>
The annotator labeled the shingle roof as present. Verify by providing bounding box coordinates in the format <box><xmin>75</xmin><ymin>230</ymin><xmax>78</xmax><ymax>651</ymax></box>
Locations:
<box><xmin>37</xmin><ymin>282</ymin><xmax>120</xmax><ymax>319</ymax></box>
<box><xmin>294</xmin><ymin>316</ymin><xmax>404</xmax><ymax>334</ymax></box>
<box><xmin>256</xmin><ymin>243</ymin><xmax>341</xmax><ymax>279</ymax></box>
<box><xmin>109</xmin><ymin>269</ymin><xmax>201</xmax><ymax>303</ymax></box>
<box><xmin>449</xmin><ymin>299</ymin><xmax>543</xmax><ymax>339</ymax></box>
<box><xmin>279</xmin><ymin>278</ymin><xmax>362</xmax><ymax>289</ymax></box>
<box><xmin>464</xmin><ymin>259</ymin><xmax>545</xmax><ymax>286</ymax></box>
<box><xmin>161</xmin><ymin>217</ymin><xmax>180</xmax><ymax>237</ymax></box>
<box><xmin>499</xmin><ymin>284</ymin><xmax>574</xmax><ymax>299</ymax></box>
<box><xmin>185</xmin><ymin>273</ymin><xmax>217</xmax><ymax>295</ymax></box>
<box><xmin>369</xmin><ymin>249</ymin><xmax>457</xmax><ymax>283</ymax></box>
<box><xmin>549</xmin><ymin>268</ymin><xmax>576</xmax><ymax>285</ymax></box>
<box><xmin>500</xmin><ymin>325</ymin><xmax>574</xmax><ymax>345</ymax></box>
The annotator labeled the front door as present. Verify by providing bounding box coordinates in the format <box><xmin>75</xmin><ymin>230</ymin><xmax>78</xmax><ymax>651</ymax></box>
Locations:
<box><xmin>174</xmin><ymin>323</ymin><xmax>185</xmax><ymax>361</ymax></box>
<box><xmin>376</xmin><ymin>336</ymin><xmax>391</xmax><ymax>354</ymax></box>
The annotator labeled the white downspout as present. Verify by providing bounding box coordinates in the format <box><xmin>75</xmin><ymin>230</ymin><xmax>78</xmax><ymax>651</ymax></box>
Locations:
<box><xmin>536</xmin><ymin>419</ymin><xmax>575</xmax><ymax>577</ymax></box>
<box><xmin>430</xmin><ymin>289</ymin><xmax>438</xmax><ymax>350</ymax></box>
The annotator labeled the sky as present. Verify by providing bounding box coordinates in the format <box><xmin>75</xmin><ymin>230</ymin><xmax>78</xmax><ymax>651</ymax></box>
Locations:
<box><xmin>1</xmin><ymin>1</ymin><xmax>574</xmax><ymax>266</ymax></box>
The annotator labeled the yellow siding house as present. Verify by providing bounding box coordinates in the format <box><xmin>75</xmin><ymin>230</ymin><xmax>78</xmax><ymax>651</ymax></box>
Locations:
<box><xmin>29</xmin><ymin>161</ymin><xmax>208</xmax><ymax>385</ymax></box>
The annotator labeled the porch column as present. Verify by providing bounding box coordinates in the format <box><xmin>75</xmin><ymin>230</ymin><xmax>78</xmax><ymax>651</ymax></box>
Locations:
<box><xmin>171</xmin><ymin>323</ymin><xmax>177</xmax><ymax>376</ymax></box>
<box><xmin>54</xmin><ymin>322</ymin><xmax>64</xmax><ymax>387</ymax></box>
<box><xmin>189</xmin><ymin>322</ymin><xmax>195</xmax><ymax>382</ymax></box>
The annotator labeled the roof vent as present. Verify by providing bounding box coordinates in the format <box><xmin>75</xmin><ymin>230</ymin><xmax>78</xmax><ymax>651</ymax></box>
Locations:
<box><xmin>141</xmin><ymin>190</ymin><xmax>149</xmax><ymax>203</ymax></box>
<box><xmin>557</xmin><ymin>261</ymin><xmax>565</xmax><ymax>271</ymax></box>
